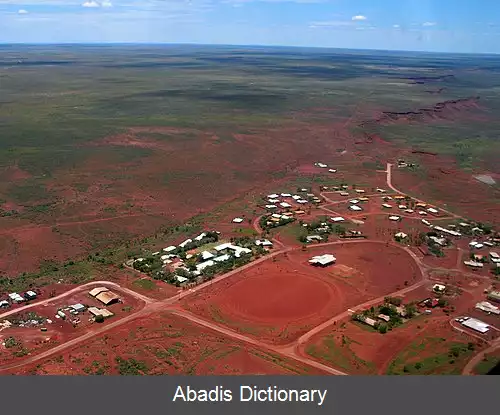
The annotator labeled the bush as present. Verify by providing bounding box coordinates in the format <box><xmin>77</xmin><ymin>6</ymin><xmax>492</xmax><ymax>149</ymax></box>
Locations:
<box><xmin>95</xmin><ymin>315</ymin><xmax>105</xmax><ymax>323</ymax></box>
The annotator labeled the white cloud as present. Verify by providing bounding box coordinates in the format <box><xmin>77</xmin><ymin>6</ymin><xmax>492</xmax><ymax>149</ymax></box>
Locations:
<box><xmin>82</xmin><ymin>1</ymin><xmax>100</xmax><ymax>7</ymax></box>
<box><xmin>393</xmin><ymin>24</ymin><xmax>400</xmax><ymax>28</ymax></box>
<box><xmin>17</xmin><ymin>9</ymin><xmax>28</xmax><ymax>14</ymax></box>
<box><xmin>352</xmin><ymin>15</ymin><xmax>367</xmax><ymax>21</ymax></box>
<box><xmin>102</xmin><ymin>0</ymin><xmax>112</xmax><ymax>7</ymax></box>
<box><xmin>422</xmin><ymin>22</ymin><xmax>436</xmax><ymax>27</ymax></box>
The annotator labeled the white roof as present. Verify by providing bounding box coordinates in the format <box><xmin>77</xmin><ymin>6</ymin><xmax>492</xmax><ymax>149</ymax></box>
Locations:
<box><xmin>268</xmin><ymin>199</ymin><xmax>280</xmax><ymax>203</ymax></box>
<box><xmin>179</xmin><ymin>239</ymin><xmax>192</xmax><ymax>248</ymax></box>
<box><xmin>297</xmin><ymin>199</ymin><xmax>308</xmax><ymax>204</ymax></box>
<box><xmin>418</xmin><ymin>211</ymin><xmax>428</xmax><ymax>215</ymax></box>
<box><xmin>462</xmin><ymin>318</ymin><xmax>490</xmax><ymax>333</ymax></box>
<box><xmin>329</xmin><ymin>169</ymin><xmax>337</xmax><ymax>173</ymax></box>
<box><xmin>427</xmin><ymin>208</ymin><xmax>439</xmax><ymax>213</ymax></box>
<box><xmin>214</xmin><ymin>254</ymin><xmax>231</xmax><ymax>262</ymax></box>
<box><xmin>8</xmin><ymin>293</ymin><xmax>20</xmax><ymax>299</ymax></box>
<box><xmin>433</xmin><ymin>284</ymin><xmax>446</xmax><ymax>291</ymax></box>
<box><xmin>350</xmin><ymin>199</ymin><xmax>360</xmax><ymax>204</ymax></box>
<box><xmin>292</xmin><ymin>195</ymin><xmax>301</xmax><ymax>200</ymax></box>
<box><xmin>475</xmin><ymin>243</ymin><xmax>484</xmax><ymax>249</ymax></box>
<box><xmin>163</xmin><ymin>246</ymin><xmax>177</xmax><ymax>252</ymax></box>
<box><xmin>490</xmin><ymin>252</ymin><xmax>500</xmax><ymax>259</ymax></box>
<box><xmin>475</xmin><ymin>302</ymin><xmax>500</xmax><ymax>315</ymax></box>
<box><xmin>382</xmin><ymin>204</ymin><xmax>393</xmax><ymax>208</ymax></box>
<box><xmin>71</xmin><ymin>303</ymin><xmax>86</xmax><ymax>310</ymax></box>
<box><xmin>376</xmin><ymin>188</ymin><xmax>386</xmax><ymax>192</ymax></box>
<box><xmin>349</xmin><ymin>205</ymin><xmax>362</xmax><ymax>211</ymax></box>
<box><xmin>469</xmin><ymin>241</ymin><xmax>478</xmax><ymax>246</ymax></box>
<box><xmin>433</xmin><ymin>226</ymin><xmax>461</xmax><ymax>237</ymax></box>
<box><xmin>398</xmin><ymin>205</ymin><xmax>407</xmax><ymax>209</ymax></box>
<box><xmin>422</xmin><ymin>219</ymin><xmax>431</xmax><ymax>226</ymax></box>
<box><xmin>176</xmin><ymin>275</ymin><xmax>189</xmax><ymax>283</ymax></box>
<box><xmin>395</xmin><ymin>232</ymin><xmax>408</xmax><ymax>238</ymax></box>
<box><xmin>316</xmin><ymin>163</ymin><xmax>328</xmax><ymax>168</ymax></box>
<box><xmin>196</xmin><ymin>260</ymin><xmax>215</xmax><ymax>271</ymax></box>
<box><xmin>194</xmin><ymin>233</ymin><xmax>207</xmax><ymax>241</ymax></box>
<box><xmin>389</xmin><ymin>216</ymin><xmax>400</xmax><ymax>221</ymax></box>
<box><xmin>405</xmin><ymin>209</ymin><xmax>415</xmax><ymax>213</ymax></box>
<box><xmin>152</xmin><ymin>251</ymin><xmax>159</xmax><ymax>255</ymax></box>
<box><xmin>355</xmin><ymin>189</ymin><xmax>365</xmax><ymax>193</ymax></box>
<box><xmin>340</xmin><ymin>192</ymin><xmax>349</xmax><ymax>196</ymax></box>
<box><xmin>267</xmin><ymin>194</ymin><xmax>279</xmax><ymax>199</ymax></box>
<box><xmin>464</xmin><ymin>260</ymin><xmax>484</xmax><ymax>268</ymax></box>
<box><xmin>215</xmin><ymin>243</ymin><xmax>233</xmax><ymax>251</ymax></box>
<box><xmin>309</xmin><ymin>254</ymin><xmax>336</xmax><ymax>265</ymax></box>
<box><xmin>200</xmin><ymin>251</ymin><xmax>215</xmax><ymax>260</ymax></box>
<box><xmin>26</xmin><ymin>290</ymin><xmax>36</xmax><ymax>296</ymax></box>
<box><xmin>280</xmin><ymin>202</ymin><xmax>291</xmax><ymax>208</ymax></box>
<box><xmin>232</xmin><ymin>218</ymin><xmax>244</xmax><ymax>223</ymax></box>
<box><xmin>265</xmin><ymin>204</ymin><xmax>277</xmax><ymax>209</ymax></box>
<box><xmin>256</xmin><ymin>239</ymin><xmax>273</xmax><ymax>246</ymax></box>
<box><xmin>280</xmin><ymin>193</ymin><xmax>292</xmax><ymax>197</ymax></box>
<box><xmin>331</xmin><ymin>217</ymin><xmax>345</xmax><ymax>222</ymax></box>
<box><xmin>271</xmin><ymin>213</ymin><xmax>281</xmax><ymax>219</ymax></box>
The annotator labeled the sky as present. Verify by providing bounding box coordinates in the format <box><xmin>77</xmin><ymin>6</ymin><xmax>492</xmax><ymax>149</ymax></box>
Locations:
<box><xmin>1</xmin><ymin>0</ymin><xmax>500</xmax><ymax>53</ymax></box>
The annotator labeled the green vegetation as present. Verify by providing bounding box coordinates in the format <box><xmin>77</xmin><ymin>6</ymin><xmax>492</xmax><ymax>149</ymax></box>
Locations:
<box><xmin>132</xmin><ymin>278</ymin><xmax>156</xmax><ymax>291</ymax></box>
<box><xmin>115</xmin><ymin>357</ymin><xmax>149</xmax><ymax>375</ymax></box>
<box><xmin>352</xmin><ymin>301</ymin><xmax>418</xmax><ymax>333</ymax></box>
<box><xmin>387</xmin><ymin>338</ymin><xmax>475</xmax><ymax>375</ymax></box>
<box><xmin>474</xmin><ymin>355</ymin><xmax>500</xmax><ymax>375</ymax></box>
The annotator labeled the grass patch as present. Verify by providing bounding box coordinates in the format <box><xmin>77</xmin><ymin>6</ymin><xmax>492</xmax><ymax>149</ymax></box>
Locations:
<box><xmin>474</xmin><ymin>355</ymin><xmax>500</xmax><ymax>375</ymax></box>
<box><xmin>132</xmin><ymin>278</ymin><xmax>156</xmax><ymax>291</ymax></box>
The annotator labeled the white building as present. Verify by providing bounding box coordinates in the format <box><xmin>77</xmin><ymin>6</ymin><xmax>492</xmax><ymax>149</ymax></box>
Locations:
<box><xmin>475</xmin><ymin>301</ymin><xmax>500</xmax><ymax>315</ymax></box>
<box><xmin>349</xmin><ymin>205</ymin><xmax>362</xmax><ymax>211</ymax></box>
<box><xmin>461</xmin><ymin>317</ymin><xmax>490</xmax><ymax>333</ymax></box>
<box><xmin>200</xmin><ymin>251</ymin><xmax>215</xmax><ymax>260</ymax></box>
<box><xmin>255</xmin><ymin>239</ymin><xmax>273</xmax><ymax>247</ymax></box>
<box><xmin>280</xmin><ymin>202</ymin><xmax>292</xmax><ymax>208</ymax></box>
<box><xmin>464</xmin><ymin>260</ymin><xmax>484</xmax><ymax>268</ymax></box>
<box><xmin>433</xmin><ymin>226</ymin><xmax>461</xmax><ymax>237</ymax></box>
<box><xmin>422</xmin><ymin>219</ymin><xmax>431</xmax><ymax>226</ymax></box>
<box><xmin>433</xmin><ymin>283</ymin><xmax>446</xmax><ymax>292</ymax></box>
<box><xmin>232</xmin><ymin>218</ymin><xmax>244</xmax><ymax>223</ymax></box>
<box><xmin>382</xmin><ymin>203</ymin><xmax>393</xmax><ymax>209</ymax></box>
<box><xmin>267</xmin><ymin>194</ymin><xmax>279</xmax><ymax>199</ymax></box>
<box><xmin>388</xmin><ymin>216</ymin><xmax>401</xmax><ymax>221</ymax></box>
<box><xmin>309</xmin><ymin>254</ymin><xmax>336</xmax><ymax>266</ymax></box>
<box><xmin>395</xmin><ymin>232</ymin><xmax>408</xmax><ymax>239</ymax></box>
<box><xmin>427</xmin><ymin>208</ymin><xmax>439</xmax><ymax>214</ymax></box>
<box><xmin>179</xmin><ymin>239</ymin><xmax>193</xmax><ymax>248</ymax></box>
<box><xmin>194</xmin><ymin>233</ymin><xmax>207</xmax><ymax>241</ymax></box>
<box><xmin>163</xmin><ymin>246</ymin><xmax>177</xmax><ymax>253</ymax></box>
<box><xmin>331</xmin><ymin>217</ymin><xmax>345</xmax><ymax>223</ymax></box>
<box><xmin>350</xmin><ymin>199</ymin><xmax>360</xmax><ymax>204</ymax></box>
<box><xmin>329</xmin><ymin>169</ymin><xmax>337</xmax><ymax>173</ymax></box>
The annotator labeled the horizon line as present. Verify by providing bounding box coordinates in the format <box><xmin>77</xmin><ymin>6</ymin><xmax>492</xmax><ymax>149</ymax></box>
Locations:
<box><xmin>0</xmin><ymin>42</ymin><xmax>499</xmax><ymax>56</ymax></box>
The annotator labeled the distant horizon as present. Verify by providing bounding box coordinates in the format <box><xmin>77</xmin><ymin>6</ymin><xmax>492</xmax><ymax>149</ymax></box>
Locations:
<box><xmin>1</xmin><ymin>42</ymin><xmax>499</xmax><ymax>57</ymax></box>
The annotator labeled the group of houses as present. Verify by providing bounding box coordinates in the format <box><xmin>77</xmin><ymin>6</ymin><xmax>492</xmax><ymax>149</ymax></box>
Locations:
<box><xmin>262</xmin><ymin>190</ymin><xmax>324</xmax><ymax>213</ymax></box>
<box><xmin>314</xmin><ymin>162</ymin><xmax>337</xmax><ymax>173</ymax></box>
<box><xmin>0</xmin><ymin>290</ymin><xmax>37</xmax><ymax>309</ymax></box>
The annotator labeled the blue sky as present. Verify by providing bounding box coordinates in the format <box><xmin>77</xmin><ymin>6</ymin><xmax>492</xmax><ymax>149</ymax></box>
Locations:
<box><xmin>1</xmin><ymin>0</ymin><xmax>500</xmax><ymax>53</ymax></box>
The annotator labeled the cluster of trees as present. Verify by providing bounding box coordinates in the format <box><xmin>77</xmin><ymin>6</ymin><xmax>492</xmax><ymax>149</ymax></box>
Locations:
<box><xmin>353</xmin><ymin>301</ymin><xmax>418</xmax><ymax>334</ymax></box>
<box><xmin>297</xmin><ymin>218</ymin><xmax>347</xmax><ymax>243</ymax></box>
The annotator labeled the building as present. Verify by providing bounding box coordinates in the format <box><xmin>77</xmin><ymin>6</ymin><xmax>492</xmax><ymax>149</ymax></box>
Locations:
<box><xmin>382</xmin><ymin>203</ymin><xmax>393</xmax><ymax>209</ymax></box>
<box><xmin>490</xmin><ymin>252</ymin><xmax>500</xmax><ymax>260</ymax></box>
<box><xmin>0</xmin><ymin>300</ymin><xmax>9</xmax><ymax>308</ymax></box>
<box><xmin>255</xmin><ymin>239</ymin><xmax>273</xmax><ymax>247</ymax></box>
<box><xmin>24</xmin><ymin>291</ymin><xmax>37</xmax><ymax>301</ymax></box>
<box><xmin>433</xmin><ymin>284</ymin><xmax>446</xmax><ymax>293</ymax></box>
<box><xmin>213</xmin><ymin>254</ymin><xmax>231</xmax><ymax>263</ymax></box>
<box><xmin>280</xmin><ymin>202</ymin><xmax>291</xmax><ymax>208</ymax></box>
<box><xmin>95</xmin><ymin>291</ymin><xmax>120</xmax><ymax>306</ymax></box>
<box><xmin>281</xmin><ymin>193</ymin><xmax>292</xmax><ymax>197</ymax></box>
<box><xmin>232</xmin><ymin>218</ymin><xmax>244</xmax><ymax>223</ymax></box>
<box><xmin>378</xmin><ymin>314</ymin><xmax>390</xmax><ymax>322</ymax></box>
<box><xmin>265</xmin><ymin>204</ymin><xmax>277</xmax><ymax>210</ymax></box>
<box><xmin>462</xmin><ymin>318</ymin><xmax>490</xmax><ymax>334</ymax></box>
<box><xmin>306</xmin><ymin>235</ymin><xmax>322</xmax><ymax>243</ymax></box>
<box><xmin>163</xmin><ymin>245</ymin><xmax>177</xmax><ymax>253</ymax></box>
<box><xmin>89</xmin><ymin>287</ymin><xmax>109</xmax><ymax>298</ymax></box>
<box><xmin>350</xmin><ymin>199</ymin><xmax>360</xmax><ymax>204</ymax></box>
<box><xmin>429</xmin><ymin>236</ymin><xmax>447</xmax><ymax>247</ymax></box>
<box><xmin>8</xmin><ymin>293</ymin><xmax>24</xmax><ymax>303</ymax></box>
<box><xmin>475</xmin><ymin>302</ymin><xmax>500</xmax><ymax>315</ymax></box>
<box><xmin>200</xmin><ymin>251</ymin><xmax>215</xmax><ymax>261</ymax></box>
<box><xmin>194</xmin><ymin>233</ymin><xmax>207</xmax><ymax>241</ymax></box>
<box><xmin>70</xmin><ymin>304</ymin><xmax>86</xmax><ymax>313</ymax></box>
<box><xmin>175</xmin><ymin>275</ymin><xmax>189</xmax><ymax>283</ymax></box>
<box><xmin>88</xmin><ymin>307</ymin><xmax>114</xmax><ymax>318</ymax></box>
<box><xmin>329</xmin><ymin>169</ymin><xmax>337</xmax><ymax>173</ymax></box>
<box><xmin>464</xmin><ymin>260</ymin><xmax>484</xmax><ymax>268</ymax></box>
<box><xmin>487</xmin><ymin>291</ymin><xmax>500</xmax><ymax>303</ymax></box>
<box><xmin>388</xmin><ymin>216</ymin><xmax>401</xmax><ymax>221</ymax></box>
<box><xmin>267</xmin><ymin>193</ymin><xmax>279</xmax><ymax>199</ymax></box>
<box><xmin>427</xmin><ymin>208</ymin><xmax>439</xmax><ymax>215</ymax></box>
<box><xmin>362</xmin><ymin>317</ymin><xmax>377</xmax><ymax>327</ymax></box>
<box><xmin>433</xmin><ymin>226</ymin><xmax>461</xmax><ymax>237</ymax></box>
<box><xmin>395</xmin><ymin>232</ymin><xmax>408</xmax><ymax>239</ymax></box>
<box><xmin>331</xmin><ymin>217</ymin><xmax>345</xmax><ymax>223</ymax></box>
<box><xmin>309</xmin><ymin>254</ymin><xmax>336</xmax><ymax>267</ymax></box>
<box><xmin>349</xmin><ymin>205</ymin><xmax>362</xmax><ymax>211</ymax></box>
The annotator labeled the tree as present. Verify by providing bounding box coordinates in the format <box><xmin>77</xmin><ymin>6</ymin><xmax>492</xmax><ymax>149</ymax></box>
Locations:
<box><xmin>378</xmin><ymin>324</ymin><xmax>388</xmax><ymax>334</ymax></box>
<box><xmin>95</xmin><ymin>315</ymin><xmax>105</xmax><ymax>323</ymax></box>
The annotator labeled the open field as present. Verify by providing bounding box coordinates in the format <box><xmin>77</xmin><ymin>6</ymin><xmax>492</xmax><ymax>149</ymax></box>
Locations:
<box><xmin>181</xmin><ymin>242</ymin><xmax>422</xmax><ymax>345</ymax></box>
<box><xmin>6</xmin><ymin>312</ymin><xmax>320</xmax><ymax>375</ymax></box>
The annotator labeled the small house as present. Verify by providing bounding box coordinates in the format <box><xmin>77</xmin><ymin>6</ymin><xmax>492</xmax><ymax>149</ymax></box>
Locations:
<box><xmin>24</xmin><ymin>291</ymin><xmax>37</xmax><ymax>301</ymax></box>
<box><xmin>378</xmin><ymin>314</ymin><xmax>390</xmax><ymax>322</ymax></box>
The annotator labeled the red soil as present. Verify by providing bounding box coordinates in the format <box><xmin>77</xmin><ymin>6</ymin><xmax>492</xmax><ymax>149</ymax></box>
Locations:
<box><xmin>181</xmin><ymin>243</ymin><xmax>422</xmax><ymax>345</ymax></box>
<box><xmin>8</xmin><ymin>312</ymin><xmax>320</xmax><ymax>375</ymax></box>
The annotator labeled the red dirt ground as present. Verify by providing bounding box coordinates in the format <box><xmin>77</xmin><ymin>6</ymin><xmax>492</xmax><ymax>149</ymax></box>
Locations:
<box><xmin>181</xmin><ymin>242</ymin><xmax>422</xmax><ymax>345</ymax></box>
<box><xmin>301</xmin><ymin>313</ymin><xmax>484</xmax><ymax>375</ymax></box>
<box><xmin>7</xmin><ymin>312</ymin><xmax>321</xmax><ymax>375</ymax></box>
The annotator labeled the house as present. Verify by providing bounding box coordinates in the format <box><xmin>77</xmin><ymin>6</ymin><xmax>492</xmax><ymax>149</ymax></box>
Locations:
<box><xmin>398</xmin><ymin>205</ymin><xmax>407</xmax><ymax>210</ymax></box>
<box><xmin>296</xmin><ymin>199</ymin><xmax>308</xmax><ymax>204</ymax></box>
<box><xmin>461</xmin><ymin>318</ymin><xmax>490</xmax><ymax>334</ymax></box>
<box><xmin>175</xmin><ymin>275</ymin><xmax>189</xmax><ymax>283</ymax></box>
<box><xmin>429</xmin><ymin>236</ymin><xmax>447</xmax><ymax>246</ymax></box>
<box><xmin>350</xmin><ymin>199</ymin><xmax>360</xmax><ymax>204</ymax></box>
<box><xmin>89</xmin><ymin>287</ymin><xmax>109</xmax><ymax>297</ymax></box>
<box><xmin>422</xmin><ymin>219</ymin><xmax>431</xmax><ymax>226</ymax></box>
<box><xmin>395</xmin><ymin>306</ymin><xmax>407</xmax><ymax>317</ymax></box>
<box><xmin>268</xmin><ymin>198</ymin><xmax>280</xmax><ymax>203</ymax></box>
<box><xmin>362</xmin><ymin>317</ymin><xmax>377</xmax><ymax>327</ymax></box>
<box><xmin>0</xmin><ymin>300</ymin><xmax>9</xmax><ymax>308</ymax></box>
<box><xmin>382</xmin><ymin>203</ymin><xmax>393</xmax><ymax>209</ymax></box>
<box><xmin>418</xmin><ymin>211</ymin><xmax>428</xmax><ymax>216</ymax></box>
<box><xmin>405</xmin><ymin>209</ymin><xmax>415</xmax><ymax>214</ymax></box>
<box><xmin>416</xmin><ymin>203</ymin><xmax>427</xmax><ymax>208</ymax></box>
<box><xmin>292</xmin><ymin>195</ymin><xmax>301</xmax><ymax>200</ymax></box>
<box><xmin>378</xmin><ymin>314</ymin><xmax>390</xmax><ymax>322</ymax></box>
<box><xmin>340</xmin><ymin>192</ymin><xmax>349</xmax><ymax>196</ymax></box>
<box><xmin>214</xmin><ymin>254</ymin><xmax>231</xmax><ymax>263</ymax></box>
<box><xmin>200</xmin><ymin>251</ymin><xmax>215</xmax><ymax>260</ymax></box>
<box><xmin>24</xmin><ymin>291</ymin><xmax>37</xmax><ymax>301</ymax></box>
<box><xmin>95</xmin><ymin>291</ymin><xmax>120</xmax><ymax>306</ymax></box>
<box><xmin>255</xmin><ymin>239</ymin><xmax>273</xmax><ymax>247</ymax></box>
<box><xmin>388</xmin><ymin>216</ymin><xmax>401</xmax><ymax>221</ymax></box>
<box><xmin>309</xmin><ymin>254</ymin><xmax>336</xmax><ymax>267</ymax></box>
<box><xmin>315</xmin><ymin>162</ymin><xmax>328</xmax><ymax>168</ymax></box>
<box><xmin>232</xmin><ymin>218</ymin><xmax>244</xmax><ymax>223</ymax></box>
<box><xmin>306</xmin><ymin>235</ymin><xmax>322</xmax><ymax>243</ymax></box>
<box><xmin>163</xmin><ymin>245</ymin><xmax>177</xmax><ymax>253</ymax></box>
<box><xmin>355</xmin><ymin>189</ymin><xmax>365</xmax><ymax>194</ymax></box>
<box><xmin>8</xmin><ymin>293</ymin><xmax>24</xmax><ymax>303</ymax></box>
<box><xmin>57</xmin><ymin>310</ymin><xmax>66</xmax><ymax>319</ymax></box>
<box><xmin>349</xmin><ymin>205</ymin><xmax>362</xmax><ymax>211</ymax></box>
<box><xmin>267</xmin><ymin>193</ymin><xmax>279</xmax><ymax>199</ymax></box>
<box><xmin>433</xmin><ymin>226</ymin><xmax>461</xmax><ymax>237</ymax></box>
<box><xmin>419</xmin><ymin>298</ymin><xmax>438</xmax><ymax>308</ymax></box>
<box><xmin>459</xmin><ymin>222</ymin><xmax>471</xmax><ymax>227</ymax></box>
<box><xmin>395</xmin><ymin>232</ymin><xmax>408</xmax><ymax>240</ymax></box>
<box><xmin>464</xmin><ymin>260</ymin><xmax>484</xmax><ymax>268</ymax></box>
<box><xmin>358</xmin><ymin>197</ymin><xmax>369</xmax><ymax>202</ymax></box>
<box><xmin>279</xmin><ymin>202</ymin><xmax>291</xmax><ymax>208</ymax></box>
<box><xmin>475</xmin><ymin>302</ymin><xmax>500</xmax><ymax>315</ymax></box>
<box><xmin>394</xmin><ymin>195</ymin><xmax>405</xmax><ymax>201</ymax></box>
<box><xmin>295</xmin><ymin>210</ymin><xmax>306</xmax><ymax>215</ymax></box>
<box><xmin>483</xmin><ymin>241</ymin><xmax>494</xmax><ymax>247</ymax></box>
<box><xmin>490</xmin><ymin>252</ymin><xmax>500</xmax><ymax>260</ymax></box>
<box><xmin>280</xmin><ymin>193</ymin><xmax>292</xmax><ymax>197</ymax></box>
<box><xmin>196</xmin><ymin>260</ymin><xmax>215</xmax><ymax>272</ymax></box>
<box><xmin>329</xmin><ymin>169</ymin><xmax>337</xmax><ymax>173</ymax></box>
<box><xmin>473</xmin><ymin>254</ymin><xmax>485</xmax><ymax>262</ymax></box>
<box><xmin>194</xmin><ymin>233</ymin><xmax>207</xmax><ymax>241</ymax></box>
<box><xmin>376</xmin><ymin>188</ymin><xmax>386</xmax><ymax>193</ymax></box>
<box><xmin>433</xmin><ymin>284</ymin><xmax>446</xmax><ymax>293</ymax></box>
<box><xmin>331</xmin><ymin>217</ymin><xmax>345</xmax><ymax>223</ymax></box>
<box><xmin>427</xmin><ymin>208</ymin><xmax>439</xmax><ymax>215</ymax></box>
<box><xmin>487</xmin><ymin>291</ymin><xmax>500</xmax><ymax>303</ymax></box>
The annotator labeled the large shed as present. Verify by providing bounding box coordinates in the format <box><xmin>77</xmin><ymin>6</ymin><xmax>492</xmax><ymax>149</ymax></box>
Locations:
<box><xmin>89</xmin><ymin>287</ymin><xmax>109</xmax><ymax>297</ymax></box>
<box><xmin>95</xmin><ymin>291</ymin><xmax>120</xmax><ymax>305</ymax></box>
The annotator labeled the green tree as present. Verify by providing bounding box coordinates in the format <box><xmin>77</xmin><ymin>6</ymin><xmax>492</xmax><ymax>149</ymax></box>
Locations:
<box><xmin>95</xmin><ymin>315</ymin><xmax>105</xmax><ymax>323</ymax></box>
